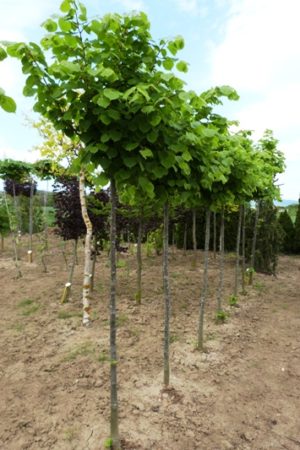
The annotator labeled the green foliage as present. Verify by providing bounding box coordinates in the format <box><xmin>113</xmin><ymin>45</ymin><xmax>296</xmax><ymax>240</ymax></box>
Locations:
<box><xmin>278</xmin><ymin>209</ymin><xmax>295</xmax><ymax>253</ymax></box>
<box><xmin>215</xmin><ymin>310</ymin><xmax>229</xmax><ymax>323</ymax></box>
<box><xmin>0</xmin><ymin>198</ymin><xmax>10</xmax><ymax>236</ymax></box>
<box><xmin>147</xmin><ymin>226</ymin><xmax>163</xmax><ymax>255</ymax></box>
<box><xmin>228</xmin><ymin>295</ymin><xmax>238</xmax><ymax>307</ymax></box>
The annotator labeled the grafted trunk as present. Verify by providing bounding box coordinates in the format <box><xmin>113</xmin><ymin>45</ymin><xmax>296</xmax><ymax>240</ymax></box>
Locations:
<box><xmin>217</xmin><ymin>208</ymin><xmax>225</xmax><ymax>312</ymax></box>
<box><xmin>192</xmin><ymin>208</ymin><xmax>197</xmax><ymax>267</ymax></box>
<box><xmin>234</xmin><ymin>205</ymin><xmax>243</xmax><ymax>297</ymax></box>
<box><xmin>136</xmin><ymin>216</ymin><xmax>143</xmax><ymax>304</ymax></box>
<box><xmin>79</xmin><ymin>170</ymin><xmax>93</xmax><ymax>327</ymax></box>
<box><xmin>197</xmin><ymin>209</ymin><xmax>211</xmax><ymax>351</ymax></box>
<box><xmin>109</xmin><ymin>178</ymin><xmax>120</xmax><ymax>449</ymax></box>
<box><xmin>249</xmin><ymin>201</ymin><xmax>260</xmax><ymax>285</ymax></box>
<box><xmin>163</xmin><ymin>201</ymin><xmax>171</xmax><ymax>386</ymax></box>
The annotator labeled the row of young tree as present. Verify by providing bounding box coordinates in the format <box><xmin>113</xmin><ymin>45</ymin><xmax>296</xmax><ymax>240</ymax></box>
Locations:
<box><xmin>0</xmin><ymin>1</ymin><xmax>291</xmax><ymax>447</ymax></box>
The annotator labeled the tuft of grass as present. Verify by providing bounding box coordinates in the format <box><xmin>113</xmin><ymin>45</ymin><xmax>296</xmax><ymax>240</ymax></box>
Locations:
<box><xmin>17</xmin><ymin>299</ymin><xmax>34</xmax><ymax>308</ymax></box>
<box><xmin>170</xmin><ymin>333</ymin><xmax>180</xmax><ymax>344</ymax></box>
<box><xmin>228</xmin><ymin>295</ymin><xmax>238</xmax><ymax>307</ymax></box>
<box><xmin>98</xmin><ymin>351</ymin><xmax>109</xmax><ymax>363</ymax></box>
<box><xmin>116</xmin><ymin>259</ymin><xmax>126</xmax><ymax>269</ymax></box>
<box><xmin>254</xmin><ymin>281</ymin><xmax>266</xmax><ymax>293</ymax></box>
<box><xmin>215</xmin><ymin>310</ymin><xmax>229</xmax><ymax>324</ymax></box>
<box><xmin>58</xmin><ymin>310</ymin><xmax>82</xmax><ymax>319</ymax></box>
<box><xmin>63</xmin><ymin>427</ymin><xmax>77</xmax><ymax>442</ymax></box>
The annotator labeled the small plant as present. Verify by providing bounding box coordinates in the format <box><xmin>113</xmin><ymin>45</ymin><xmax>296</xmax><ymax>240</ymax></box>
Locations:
<box><xmin>228</xmin><ymin>295</ymin><xmax>238</xmax><ymax>307</ymax></box>
<box><xmin>170</xmin><ymin>333</ymin><xmax>179</xmax><ymax>344</ymax></box>
<box><xmin>104</xmin><ymin>437</ymin><xmax>113</xmax><ymax>449</ymax></box>
<box><xmin>63</xmin><ymin>341</ymin><xmax>96</xmax><ymax>362</ymax></box>
<box><xmin>215</xmin><ymin>310</ymin><xmax>229</xmax><ymax>323</ymax></box>
<box><xmin>254</xmin><ymin>281</ymin><xmax>266</xmax><ymax>293</ymax></box>
<box><xmin>245</xmin><ymin>267</ymin><xmax>255</xmax><ymax>285</ymax></box>
<box><xmin>17</xmin><ymin>298</ymin><xmax>34</xmax><ymax>308</ymax></box>
<box><xmin>17</xmin><ymin>299</ymin><xmax>40</xmax><ymax>316</ymax></box>
<box><xmin>117</xmin><ymin>313</ymin><xmax>128</xmax><ymax>327</ymax></box>
<box><xmin>98</xmin><ymin>351</ymin><xmax>109</xmax><ymax>363</ymax></box>
<box><xmin>116</xmin><ymin>259</ymin><xmax>126</xmax><ymax>269</ymax></box>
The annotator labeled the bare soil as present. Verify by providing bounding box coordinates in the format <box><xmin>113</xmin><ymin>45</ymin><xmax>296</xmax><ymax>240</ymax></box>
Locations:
<box><xmin>0</xmin><ymin>234</ymin><xmax>299</xmax><ymax>450</ymax></box>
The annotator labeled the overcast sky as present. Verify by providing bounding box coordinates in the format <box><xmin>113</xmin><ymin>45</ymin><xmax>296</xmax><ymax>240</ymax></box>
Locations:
<box><xmin>0</xmin><ymin>0</ymin><xmax>299</xmax><ymax>199</ymax></box>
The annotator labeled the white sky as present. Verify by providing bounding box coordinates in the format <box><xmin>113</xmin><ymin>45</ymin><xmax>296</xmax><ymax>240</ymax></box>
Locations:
<box><xmin>0</xmin><ymin>0</ymin><xmax>299</xmax><ymax>199</ymax></box>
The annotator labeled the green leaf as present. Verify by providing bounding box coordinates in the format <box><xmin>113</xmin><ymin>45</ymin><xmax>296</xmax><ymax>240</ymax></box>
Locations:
<box><xmin>96</xmin><ymin>96</ymin><xmax>111</xmax><ymax>108</ymax></box>
<box><xmin>176</xmin><ymin>60</ymin><xmax>188</xmax><ymax>73</ymax></box>
<box><xmin>174</xmin><ymin>35</ymin><xmax>185</xmax><ymax>50</ymax></box>
<box><xmin>42</xmin><ymin>19</ymin><xmax>58</xmax><ymax>32</ymax></box>
<box><xmin>94</xmin><ymin>172</ymin><xmax>108</xmax><ymax>187</ymax></box>
<box><xmin>140</xmin><ymin>148</ymin><xmax>153</xmax><ymax>159</ymax></box>
<box><xmin>162</xmin><ymin>58</ymin><xmax>174</xmax><ymax>71</ymax></box>
<box><xmin>60</xmin><ymin>0</ymin><xmax>71</xmax><ymax>13</ymax></box>
<box><xmin>0</xmin><ymin>47</ymin><xmax>7</xmax><ymax>61</ymax></box>
<box><xmin>0</xmin><ymin>94</ymin><xmax>16</xmax><ymax>113</ymax></box>
<box><xmin>149</xmin><ymin>114</ymin><xmax>161</xmax><ymax>127</ymax></box>
<box><xmin>147</xmin><ymin>130</ymin><xmax>158</xmax><ymax>143</ymax></box>
<box><xmin>103</xmin><ymin>88</ymin><xmax>122</xmax><ymax>101</ymax></box>
<box><xmin>124</xmin><ymin>142</ymin><xmax>139</xmax><ymax>152</ymax></box>
<box><xmin>79</xmin><ymin>2</ymin><xmax>87</xmax><ymax>21</ymax></box>
<box><xmin>141</xmin><ymin>105</ymin><xmax>155</xmax><ymax>114</ymax></box>
<box><xmin>138</xmin><ymin>176</ymin><xmax>154</xmax><ymax>198</ymax></box>
<box><xmin>123</xmin><ymin>156</ymin><xmax>138</xmax><ymax>168</ymax></box>
<box><xmin>99</xmin><ymin>114</ymin><xmax>111</xmax><ymax>125</ymax></box>
<box><xmin>58</xmin><ymin>18</ymin><xmax>72</xmax><ymax>32</ymax></box>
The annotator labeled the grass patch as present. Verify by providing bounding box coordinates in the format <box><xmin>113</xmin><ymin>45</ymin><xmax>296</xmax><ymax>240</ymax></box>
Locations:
<box><xmin>58</xmin><ymin>310</ymin><xmax>82</xmax><ymax>320</ymax></box>
<box><xmin>17</xmin><ymin>299</ymin><xmax>40</xmax><ymax>316</ymax></box>
<box><xmin>63</xmin><ymin>341</ymin><xmax>96</xmax><ymax>362</ymax></box>
<box><xmin>98</xmin><ymin>350</ymin><xmax>109</xmax><ymax>363</ymax></box>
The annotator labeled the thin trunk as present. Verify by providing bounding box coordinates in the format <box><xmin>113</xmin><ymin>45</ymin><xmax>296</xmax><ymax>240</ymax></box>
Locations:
<box><xmin>234</xmin><ymin>205</ymin><xmax>243</xmax><ymax>297</ymax></box>
<box><xmin>12</xmin><ymin>182</ymin><xmax>20</xmax><ymax>261</ymax></box>
<box><xmin>43</xmin><ymin>181</ymin><xmax>49</xmax><ymax>250</ymax></box>
<box><xmin>192</xmin><ymin>208</ymin><xmax>197</xmax><ymax>267</ymax></box>
<box><xmin>1</xmin><ymin>234</ymin><xmax>4</xmax><ymax>251</ymax></box>
<box><xmin>110</xmin><ymin>178</ymin><xmax>120</xmax><ymax>449</ymax></box>
<box><xmin>213</xmin><ymin>212</ymin><xmax>217</xmax><ymax>260</ymax></box>
<box><xmin>4</xmin><ymin>191</ymin><xmax>22</xmax><ymax>278</ymax></box>
<box><xmin>90</xmin><ymin>236</ymin><xmax>97</xmax><ymax>293</ymax></box>
<box><xmin>197</xmin><ymin>209</ymin><xmax>211</xmax><ymax>351</ymax></box>
<box><xmin>241</xmin><ymin>204</ymin><xmax>246</xmax><ymax>294</ymax></box>
<box><xmin>172</xmin><ymin>225</ymin><xmax>176</xmax><ymax>255</ymax></box>
<box><xmin>61</xmin><ymin>239</ymin><xmax>77</xmax><ymax>303</ymax></box>
<box><xmin>249</xmin><ymin>201</ymin><xmax>260</xmax><ymax>285</ymax></box>
<box><xmin>163</xmin><ymin>201</ymin><xmax>171</xmax><ymax>386</ymax></box>
<box><xmin>217</xmin><ymin>208</ymin><xmax>225</xmax><ymax>312</ymax></box>
<box><xmin>28</xmin><ymin>180</ymin><xmax>34</xmax><ymax>263</ymax></box>
<box><xmin>136</xmin><ymin>216</ymin><xmax>143</xmax><ymax>304</ymax></box>
<box><xmin>79</xmin><ymin>170</ymin><xmax>93</xmax><ymax>327</ymax></box>
<box><xmin>183</xmin><ymin>220</ymin><xmax>187</xmax><ymax>256</ymax></box>
<box><xmin>61</xmin><ymin>241</ymin><xmax>69</xmax><ymax>270</ymax></box>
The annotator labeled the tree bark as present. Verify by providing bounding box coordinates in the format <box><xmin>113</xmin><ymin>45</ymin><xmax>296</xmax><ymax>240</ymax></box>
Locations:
<box><xmin>183</xmin><ymin>219</ymin><xmax>187</xmax><ymax>256</ymax></box>
<box><xmin>109</xmin><ymin>178</ymin><xmax>120</xmax><ymax>449</ymax></box>
<box><xmin>234</xmin><ymin>205</ymin><xmax>243</xmax><ymax>297</ymax></box>
<box><xmin>163</xmin><ymin>201</ymin><xmax>171</xmax><ymax>386</ymax></box>
<box><xmin>79</xmin><ymin>170</ymin><xmax>93</xmax><ymax>327</ymax></box>
<box><xmin>217</xmin><ymin>208</ymin><xmax>225</xmax><ymax>312</ymax></box>
<box><xmin>28</xmin><ymin>179</ymin><xmax>34</xmax><ymax>263</ymax></box>
<box><xmin>61</xmin><ymin>239</ymin><xmax>77</xmax><ymax>303</ymax></box>
<box><xmin>213</xmin><ymin>211</ymin><xmax>217</xmax><ymax>260</ymax></box>
<box><xmin>241</xmin><ymin>204</ymin><xmax>246</xmax><ymax>294</ymax></box>
<box><xmin>249</xmin><ymin>201</ymin><xmax>260</xmax><ymax>285</ymax></box>
<box><xmin>192</xmin><ymin>208</ymin><xmax>197</xmax><ymax>267</ymax></box>
<box><xmin>197</xmin><ymin>209</ymin><xmax>211</xmax><ymax>350</ymax></box>
<box><xmin>136</xmin><ymin>216</ymin><xmax>143</xmax><ymax>304</ymax></box>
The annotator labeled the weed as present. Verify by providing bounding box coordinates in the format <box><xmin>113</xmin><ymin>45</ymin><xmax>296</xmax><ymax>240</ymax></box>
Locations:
<box><xmin>104</xmin><ymin>437</ymin><xmax>113</xmax><ymax>449</ymax></box>
<box><xmin>170</xmin><ymin>333</ymin><xmax>179</xmax><ymax>344</ymax></box>
<box><xmin>228</xmin><ymin>295</ymin><xmax>238</xmax><ymax>307</ymax></box>
<box><xmin>117</xmin><ymin>313</ymin><xmax>128</xmax><ymax>326</ymax></box>
<box><xmin>206</xmin><ymin>332</ymin><xmax>217</xmax><ymax>341</ymax></box>
<box><xmin>215</xmin><ymin>310</ymin><xmax>229</xmax><ymax>323</ymax></box>
<box><xmin>254</xmin><ymin>281</ymin><xmax>266</xmax><ymax>293</ymax></box>
<box><xmin>116</xmin><ymin>259</ymin><xmax>126</xmax><ymax>269</ymax></box>
<box><xmin>98</xmin><ymin>351</ymin><xmax>109</xmax><ymax>363</ymax></box>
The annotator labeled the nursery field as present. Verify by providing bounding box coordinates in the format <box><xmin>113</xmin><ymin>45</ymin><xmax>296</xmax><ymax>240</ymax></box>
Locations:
<box><xmin>0</xmin><ymin>234</ymin><xmax>299</xmax><ymax>450</ymax></box>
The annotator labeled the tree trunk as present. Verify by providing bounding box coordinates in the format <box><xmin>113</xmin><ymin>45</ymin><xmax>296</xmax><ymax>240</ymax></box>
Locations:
<box><xmin>249</xmin><ymin>201</ymin><xmax>260</xmax><ymax>285</ymax></box>
<box><xmin>61</xmin><ymin>239</ymin><xmax>77</xmax><ymax>303</ymax></box>
<box><xmin>234</xmin><ymin>205</ymin><xmax>243</xmax><ymax>297</ymax></box>
<box><xmin>136</xmin><ymin>216</ymin><xmax>143</xmax><ymax>304</ymax></box>
<box><xmin>1</xmin><ymin>234</ymin><xmax>4</xmax><ymax>252</ymax></box>
<box><xmin>4</xmin><ymin>191</ymin><xmax>22</xmax><ymax>278</ymax></box>
<box><xmin>192</xmin><ymin>208</ymin><xmax>197</xmax><ymax>267</ymax></box>
<box><xmin>217</xmin><ymin>208</ymin><xmax>225</xmax><ymax>312</ymax></box>
<box><xmin>213</xmin><ymin>211</ymin><xmax>217</xmax><ymax>260</ymax></box>
<box><xmin>163</xmin><ymin>201</ymin><xmax>171</xmax><ymax>386</ymax></box>
<box><xmin>241</xmin><ymin>204</ymin><xmax>246</xmax><ymax>294</ymax></box>
<box><xmin>79</xmin><ymin>170</ymin><xmax>93</xmax><ymax>327</ymax></box>
<box><xmin>90</xmin><ymin>236</ymin><xmax>97</xmax><ymax>292</ymax></box>
<box><xmin>28</xmin><ymin>179</ymin><xmax>34</xmax><ymax>263</ymax></box>
<box><xmin>197</xmin><ymin>209</ymin><xmax>211</xmax><ymax>351</ymax></box>
<box><xmin>109</xmin><ymin>178</ymin><xmax>120</xmax><ymax>449</ymax></box>
<box><xmin>43</xmin><ymin>181</ymin><xmax>49</xmax><ymax>250</ymax></box>
<box><xmin>183</xmin><ymin>220</ymin><xmax>187</xmax><ymax>256</ymax></box>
